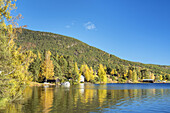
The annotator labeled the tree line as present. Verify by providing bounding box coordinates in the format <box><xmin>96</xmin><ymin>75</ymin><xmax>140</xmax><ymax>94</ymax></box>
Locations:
<box><xmin>29</xmin><ymin>50</ymin><xmax>170</xmax><ymax>84</ymax></box>
<box><xmin>29</xmin><ymin>50</ymin><xmax>108</xmax><ymax>84</ymax></box>
<box><xmin>16</xmin><ymin>28</ymin><xmax>170</xmax><ymax>77</ymax></box>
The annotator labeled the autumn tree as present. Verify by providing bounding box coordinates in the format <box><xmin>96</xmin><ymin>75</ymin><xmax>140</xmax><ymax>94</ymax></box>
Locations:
<box><xmin>0</xmin><ymin>0</ymin><xmax>34</xmax><ymax>103</ymax></box>
<box><xmin>80</xmin><ymin>64</ymin><xmax>91</xmax><ymax>82</ymax></box>
<box><xmin>110</xmin><ymin>69</ymin><xmax>115</xmax><ymax>75</ymax></box>
<box><xmin>80</xmin><ymin>63</ymin><xmax>86</xmax><ymax>75</ymax></box>
<box><xmin>127</xmin><ymin>69</ymin><xmax>132</xmax><ymax>80</ymax></box>
<box><xmin>159</xmin><ymin>75</ymin><xmax>163</xmax><ymax>81</ymax></box>
<box><xmin>40</xmin><ymin>51</ymin><xmax>54</xmax><ymax>79</ymax></box>
<box><xmin>89</xmin><ymin>67</ymin><xmax>94</xmax><ymax>81</ymax></box>
<box><xmin>132</xmin><ymin>70</ymin><xmax>137</xmax><ymax>82</ymax></box>
<box><xmin>98</xmin><ymin>64</ymin><xmax>107</xmax><ymax>83</ymax></box>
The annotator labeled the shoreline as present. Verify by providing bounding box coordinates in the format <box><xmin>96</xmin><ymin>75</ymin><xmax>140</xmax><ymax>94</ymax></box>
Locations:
<box><xmin>29</xmin><ymin>81</ymin><xmax>170</xmax><ymax>87</ymax></box>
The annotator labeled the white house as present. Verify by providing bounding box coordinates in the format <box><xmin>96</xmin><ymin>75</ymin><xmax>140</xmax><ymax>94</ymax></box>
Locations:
<box><xmin>80</xmin><ymin>75</ymin><xmax>85</xmax><ymax>83</ymax></box>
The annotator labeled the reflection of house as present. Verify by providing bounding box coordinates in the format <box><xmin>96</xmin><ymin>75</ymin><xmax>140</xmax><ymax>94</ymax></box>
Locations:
<box><xmin>143</xmin><ymin>79</ymin><xmax>154</xmax><ymax>83</ymax></box>
<box><xmin>79</xmin><ymin>83</ymin><xmax>84</xmax><ymax>94</ymax></box>
<box><xmin>80</xmin><ymin>75</ymin><xmax>85</xmax><ymax>83</ymax></box>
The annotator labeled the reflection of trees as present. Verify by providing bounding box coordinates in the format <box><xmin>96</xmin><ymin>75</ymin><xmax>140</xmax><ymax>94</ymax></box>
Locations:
<box><xmin>41</xmin><ymin>87</ymin><xmax>54</xmax><ymax>113</ymax></box>
<box><xmin>4</xmin><ymin>104</ymin><xmax>22</xmax><ymax>113</ymax></box>
<box><xmin>82</xmin><ymin>84</ymin><xmax>96</xmax><ymax>104</ymax></box>
<box><xmin>2</xmin><ymin>85</ymin><xmax>170</xmax><ymax>113</ymax></box>
<box><xmin>98</xmin><ymin>85</ymin><xmax>107</xmax><ymax>106</ymax></box>
<box><xmin>22</xmin><ymin>86</ymin><xmax>42</xmax><ymax>113</ymax></box>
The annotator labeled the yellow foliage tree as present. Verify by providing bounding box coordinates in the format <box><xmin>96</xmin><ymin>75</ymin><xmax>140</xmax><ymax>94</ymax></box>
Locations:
<box><xmin>41</xmin><ymin>51</ymin><xmax>54</xmax><ymax>79</ymax></box>
<box><xmin>84</xmin><ymin>65</ymin><xmax>90</xmax><ymax>82</ymax></box>
<box><xmin>128</xmin><ymin>70</ymin><xmax>133</xmax><ymax>80</ymax></box>
<box><xmin>98</xmin><ymin>64</ymin><xmax>107</xmax><ymax>83</ymax></box>
<box><xmin>0</xmin><ymin>0</ymin><xmax>35</xmax><ymax>102</ymax></box>
<box><xmin>80</xmin><ymin>64</ymin><xmax>91</xmax><ymax>82</ymax></box>
<box><xmin>159</xmin><ymin>75</ymin><xmax>163</xmax><ymax>81</ymax></box>
<box><xmin>80</xmin><ymin>64</ymin><xmax>85</xmax><ymax>74</ymax></box>
<box><xmin>89</xmin><ymin>67</ymin><xmax>94</xmax><ymax>81</ymax></box>
<box><xmin>132</xmin><ymin>70</ymin><xmax>137</xmax><ymax>82</ymax></box>
<box><xmin>110</xmin><ymin>69</ymin><xmax>115</xmax><ymax>75</ymax></box>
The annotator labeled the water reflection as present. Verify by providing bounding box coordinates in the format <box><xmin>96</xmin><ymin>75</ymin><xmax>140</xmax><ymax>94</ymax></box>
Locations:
<box><xmin>1</xmin><ymin>83</ymin><xmax>170</xmax><ymax>113</ymax></box>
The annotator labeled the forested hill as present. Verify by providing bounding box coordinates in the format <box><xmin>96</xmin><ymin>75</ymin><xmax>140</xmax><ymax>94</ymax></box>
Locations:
<box><xmin>16</xmin><ymin>28</ymin><xmax>170</xmax><ymax>75</ymax></box>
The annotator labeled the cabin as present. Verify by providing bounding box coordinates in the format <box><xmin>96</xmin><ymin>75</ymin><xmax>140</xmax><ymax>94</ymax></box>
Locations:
<box><xmin>142</xmin><ymin>79</ymin><xmax>154</xmax><ymax>83</ymax></box>
<box><xmin>80</xmin><ymin>75</ymin><xmax>85</xmax><ymax>83</ymax></box>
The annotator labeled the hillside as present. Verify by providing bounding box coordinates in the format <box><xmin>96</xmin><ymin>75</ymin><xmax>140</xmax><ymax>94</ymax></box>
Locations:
<box><xmin>15</xmin><ymin>29</ymin><xmax>170</xmax><ymax>75</ymax></box>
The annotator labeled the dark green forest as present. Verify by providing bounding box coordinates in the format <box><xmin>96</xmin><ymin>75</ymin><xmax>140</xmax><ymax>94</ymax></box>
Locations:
<box><xmin>16</xmin><ymin>29</ymin><xmax>170</xmax><ymax>76</ymax></box>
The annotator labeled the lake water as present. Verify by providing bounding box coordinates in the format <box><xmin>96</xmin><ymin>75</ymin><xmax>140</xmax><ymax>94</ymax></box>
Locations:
<box><xmin>1</xmin><ymin>83</ymin><xmax>170</xmax><ymax>113</ymax></box>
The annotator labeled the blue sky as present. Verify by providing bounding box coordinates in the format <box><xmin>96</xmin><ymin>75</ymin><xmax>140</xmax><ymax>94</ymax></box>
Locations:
<box><xmin>15</xmin><ymin>0</ymin><xmax>170</xmax><ymax>65</ymax></box>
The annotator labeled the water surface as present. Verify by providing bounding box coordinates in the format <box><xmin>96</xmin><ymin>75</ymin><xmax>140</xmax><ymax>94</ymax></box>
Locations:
<box><xmin>1</xmin><ymin>83</ymin><xmax>170</xmax><ymax>113</ymax></box>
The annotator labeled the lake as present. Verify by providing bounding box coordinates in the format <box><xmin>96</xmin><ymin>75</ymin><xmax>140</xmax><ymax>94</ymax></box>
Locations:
<box><xmin>1</xmin><ymin>83</ymin><xmax>170</xmax><ymax>113</ymax></box>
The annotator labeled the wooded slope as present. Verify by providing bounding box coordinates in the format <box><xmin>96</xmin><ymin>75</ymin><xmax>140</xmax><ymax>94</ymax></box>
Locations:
<box><xmin>15</xmin><ymin>29</ymin><xmax>170</xmax><ymax>75</ymax></box>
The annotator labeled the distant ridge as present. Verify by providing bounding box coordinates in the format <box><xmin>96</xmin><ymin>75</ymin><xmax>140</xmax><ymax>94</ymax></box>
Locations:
<box><xmin>15</xmin><ymin>28</ymin><xmax>170</xmax><ymax>75</ymax></box>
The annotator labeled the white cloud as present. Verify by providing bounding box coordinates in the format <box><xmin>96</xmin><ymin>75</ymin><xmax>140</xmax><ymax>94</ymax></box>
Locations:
<box><xmin>65</xmin><ymin>25</ymin><xmax>71</xmax><ymax>28</ymax></box>
<box><xmin>84</xmin><ymin>22</ymin><xmax>96</xmax><ymax>30</ymax></box>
